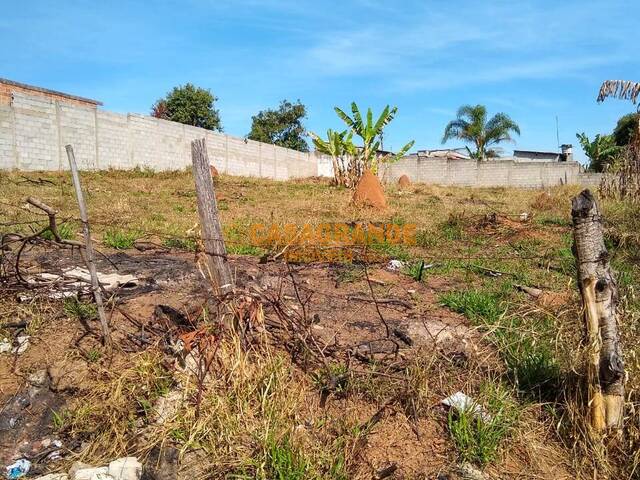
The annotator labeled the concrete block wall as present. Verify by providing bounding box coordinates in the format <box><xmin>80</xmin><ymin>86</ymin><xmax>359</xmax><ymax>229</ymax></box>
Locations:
<box><xmin>382</xmin><ymin>154</ymin><xmax>601</xmax><ymax>188</ymax></box>
<box><xmin>0</xmin><ymin>92</ymin><xmax>319</xmax><ymax>179</ymax></box>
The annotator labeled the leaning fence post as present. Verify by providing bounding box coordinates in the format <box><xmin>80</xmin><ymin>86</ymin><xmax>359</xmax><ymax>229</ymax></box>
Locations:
<box><xmin>571</xmin><ymin>189</ymin><xmax>624</xmax><ymax>434</ymax></box>
<box><xmin>191</xmin><ymin>138</ymin><xmax>233</xmax><ymax>294</ymax></box>
<box><xmin>65</xmin><ymin>145</ymin><xmax>111</xmax><ymax>347</ymax></box>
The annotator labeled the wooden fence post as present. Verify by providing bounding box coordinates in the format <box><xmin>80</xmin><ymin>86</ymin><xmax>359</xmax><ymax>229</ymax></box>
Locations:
<box><xmin>572</xmin><ymin>189</ymin><xmax>624</xmax><ymax>433</ymax></box>
<box><xmin>65</xmin><ymin>145</ymin><xmax>111</xmax><ymax>347</ymax></box>
<box><xmin>191</xmin><ymin>138</ymin><xmax>233</xmax><ymax>294</ymax></box>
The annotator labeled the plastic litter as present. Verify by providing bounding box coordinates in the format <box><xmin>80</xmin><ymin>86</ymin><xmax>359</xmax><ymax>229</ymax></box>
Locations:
<box><xmin>5</xmin><ymin>459</ymin><xmax>31</xmax><ymax>479</ymax></box>
<box><xmin>386</xmin><ymin>259</ymin><xmax>405</xmax><ymax>271</ymax></box>
<box><xmin>441</xmin><ymin>391</ymin><xmax>491</xmax><ymax>421</ymax></box>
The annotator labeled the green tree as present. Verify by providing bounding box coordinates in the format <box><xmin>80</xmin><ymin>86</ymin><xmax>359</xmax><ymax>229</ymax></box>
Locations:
<box><xmin>576</xmin><ymin>132</ymin><xmax>621</xmax><ymax>172</ymax></box>
<box><xmin>442</xmin><ymin>105</ymin><xmax>520</xmax><ymax>160</ymax></box>
<box><xmin>334</xmin><ymin>102</ymin><xmax>415</xmax><ymax>173</ymax></box>
<box><xmin>152</xmin><ymin>83</ymin><xmax>222</xmax><ymax>131</ymax></box>
<box><xmin>613</xmin><ymin>113</ymin><xmax>640</xmax><ymax>146</ymax></box>
<box><xmin>248</xmin><ymin>100</ymin><xmax>309</xmax><ymax>152</ymax></box>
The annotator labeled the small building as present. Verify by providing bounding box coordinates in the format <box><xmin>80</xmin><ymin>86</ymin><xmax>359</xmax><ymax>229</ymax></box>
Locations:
<box><xmin>0</xmin><ymin>78</ymin><xmax>102</xmax><ymax>108</ymax></box>
<box><xmin>511</xmin><ymin>144</ymin><xmax>574</xmax><ymax>162</ymax></box>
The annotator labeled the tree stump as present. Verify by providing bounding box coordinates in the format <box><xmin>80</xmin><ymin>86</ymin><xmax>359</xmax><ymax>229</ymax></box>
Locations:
<box><xmin>571</xmin><ymin>189</ymin><xmax>624</xmax><ymax>433</ymax></box>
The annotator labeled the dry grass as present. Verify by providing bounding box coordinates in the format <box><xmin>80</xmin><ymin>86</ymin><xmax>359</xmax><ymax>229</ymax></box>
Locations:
<box><xmin>2</xmin><ymin>170</ymin><xmax>640</xmax><ymax>478</ymax></box>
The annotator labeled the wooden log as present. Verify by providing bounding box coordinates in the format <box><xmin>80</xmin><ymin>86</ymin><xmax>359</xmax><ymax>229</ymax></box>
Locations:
<box><xmin>191</xmin><ymin>138</ymin><xmax>233</xmax><ymax>294</ymax></box>
<box><xmin>66</xmin><ymin>145</ymin><xmax>112</xmax><ymax>347</ymax></box>
<box><xmin>571</xmin><ymin>189</ymin><xmax>624</xmax><ymax>432</ymax></box>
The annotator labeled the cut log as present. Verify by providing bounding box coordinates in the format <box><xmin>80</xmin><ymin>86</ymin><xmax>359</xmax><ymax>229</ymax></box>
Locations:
<box><xmin>571</xmin><ymin>189</ymin><xmax>624</xmax><ymax>432</ymax></box>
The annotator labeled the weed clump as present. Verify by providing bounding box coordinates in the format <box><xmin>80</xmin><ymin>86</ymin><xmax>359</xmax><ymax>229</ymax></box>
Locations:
<box><xmin>447</xmin><ymin>382</ymin><xmax>519</xmax><ymax>465</ymax></box>
<box><xmin>103</xmin><ymin>229</ymin><xmax>138</xmax><ymax>249</ymax></box>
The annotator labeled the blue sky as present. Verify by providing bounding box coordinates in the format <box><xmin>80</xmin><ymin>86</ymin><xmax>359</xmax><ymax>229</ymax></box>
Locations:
<box><xmin>2</xmin><ymin>0</ymin><xmax>638</xmax><ymax>163</ymax></box>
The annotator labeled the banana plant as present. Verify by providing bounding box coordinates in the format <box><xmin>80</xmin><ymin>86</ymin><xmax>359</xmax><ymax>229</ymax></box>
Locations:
<box><xmin>310</xmin><ymin>129</ymin><xmax>358</xmax><ymax>187</ymax></box>
<box><xmin>334</xmin><ymin>102</ymin><xmax>415</xmax><ymax>173</ymax></box>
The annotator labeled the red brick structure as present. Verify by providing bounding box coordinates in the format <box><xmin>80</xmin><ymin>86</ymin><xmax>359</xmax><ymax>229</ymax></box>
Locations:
<box><xmin>0</xmin><ymin>78</ymin><xmax>102</xmax><ymax>107</ymax></box>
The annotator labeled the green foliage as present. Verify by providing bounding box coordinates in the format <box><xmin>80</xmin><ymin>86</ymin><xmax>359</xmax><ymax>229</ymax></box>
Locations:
<box><xmin>403</xmin><ymin>260</ymin><xmax>425</xmax><ymax>281</ymax></box>
<box><xmin>262</xmin><ymin>436</ymin><xmax>311</xmax><ymax>480</ymax></box>
<box><xmin>440</xmin><ymin>290</ymin><xmax>504</xmax><ymax>324</ymax></box>
<box><xmin>152</xmin><ymin>83</ymin><xmax>222</xmax><ymax>131</ymax></box>
<box><xmin>441</xmin><ymin>288</ymin><xmax>559</xmax><ymax>397</ymax></box>
<box><xmin>86</xmin><ymin>348</ymin><xmax>103</xmax><ymax>363</ymax></box>
<box><xmin>63</xmin><ymin>297</ymin><xmax>98</xmax><ymax>321</ymax></box>
<box><xmin>576</xmin><ymin>132</ymin><xmax>621</xmax><ymax>172</ymax></box>
<box><xmin>227</xmin><ymin>244</ymin><xmax>265</xmax><ymax>256</ymax></box>
<box><xmin>103</xmin><ymin>229</ymin><xmax>138</xmax><ymax>249</ymax></box>
<box><xmin>613</xmin><ymin>113</ymin><xmax>640</xmax><ymax>146</ymax></box>
<box><xmin>310</xmin><ymin>129</ymin><xmax>355</xmax><ymax>158</ymax></box>
<box><xmin>248</xmin><ymin>100</ymin><xmax>309</xmax><ymax>152</ymax></box>
<box><xmin>40</xmin><ymin>223</ymin><xmax>75</xmax><ymax>241</ymax></box>
<box><xmin>310</xmin><ymin>128</ymin><xmax>359</xmax><ymax>187</ymax></box>
<box><xmin>447</xmin><ymin>382</ymin><xmax>518</xmax><ymax>465</ymax></box>
<box><xmin>333</xmin><ymin>102</ymin><xmax>415</xmax><ymax>173</ymax></box>
<box><xmin>162</xmin><ymin>237</ymin><xmax>197</xmax><ymax>251</ymax></box>
<box><xmin>442</xmin><ymin>105</ymin><xmax>520</xmax><ymax>160</ymax></box>
<box><xmin>440</xmin><ymin>218</ymin><xmax>464</xmax><ymax>241</ymax></box>
<box><xmin>369</xmin><ymin>242</ymin><xmax>410</xmax><ymax>261</ymax></box>
<box><xmin>312</xmin><ymin>363</ymin><xmax>349</xmax><ymax>395</ymax></box>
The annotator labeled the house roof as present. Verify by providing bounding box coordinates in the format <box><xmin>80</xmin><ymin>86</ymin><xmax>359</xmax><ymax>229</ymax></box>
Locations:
<box><xmin>513</xmin><ymin>149</ymin><xmax>560</xmax><ymax>157</ymax></box>
<box><xmin>0</xmin><ymin>78</ymin><xmax>103</xmax><ymax>106</ymax></box>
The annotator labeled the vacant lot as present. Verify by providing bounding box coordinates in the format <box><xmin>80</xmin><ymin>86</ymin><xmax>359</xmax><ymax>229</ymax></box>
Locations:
<box><xmin>1</xmin><ymin>169</ymin><xmax>639</xmax><ymax>479</ymax></box>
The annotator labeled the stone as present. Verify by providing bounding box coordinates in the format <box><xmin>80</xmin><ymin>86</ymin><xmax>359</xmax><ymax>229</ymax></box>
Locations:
<box><xmin>72</xmin><ymin>466</ymin><xmax>108</xmax><ymax>480</ymax></box>
<box><xmin>108</xmin><ymin>457</ymin><xmax>142</xmax><ymax>480</ymax></box>
<box><xmin>92</xmin><ymin>474</ymin><xmax>115</xmax><ymax>480</ymax></box>
<box><xmin>143</xmin><ymin>446</ymin><xmax>178</xmax><ymax>480</ymax></box>
<box><xmin>154</xmin><ymin>391</ymin><xmax>182</xmax><ymax>425</ymax></box>
<box><xmin>398</xmin><ymin>174</ymin><xmax>411</xmax><ymax>189</ymax></box>
<box><xmin>351</xmin><ymin>169</ymin><xmax>386</xmax><ymax>209</ymax></box>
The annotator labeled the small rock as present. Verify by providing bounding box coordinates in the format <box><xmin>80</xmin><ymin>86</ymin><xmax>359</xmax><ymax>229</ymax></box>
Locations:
<box><xmin>0</xmin><ymin>338</ymin><xmax>11</xmax><ymax>353</ymax></box>
<box><xmin>28</xmin><ymin>370</ymin><xmax>49</xmax><ymax>387</ymax></box>
<box><xmin>92</xmin><ymin>474</ymin><xmax>115</xmax><ymax>480</ymax></box>
<box><xmin>13</xmin><ymin>335</ymin><xmax>30</xmax><ymax>354</ymax></box>
<box><xmin>108</xmin><ymin>457</ymin><xmax>142</xmax><ymax>480</ymax></box>
<box><xmin>519</xmin><ymin>212</ymin><xmax>529</xmax><ymax>222</ymax></box>
<box><xmin>68</xmin><ymin>462</ymin><xmax>92</xmax><ymax>480</ymax></box>
<box><xmin>143</xmin><ymin>446</ymin><xmax>177</xmax><ymax>480</ymax></box>
<box><xmin>155</xmin><ymin>392</ymin><xmax>182</xmax><ymax>425</ymax></box>
<box><xmin>457</xmin><ymin>462</ymin><xmax>487</xmax><ymax>480</ymax></box>
<box><xmin>73</xmin><ymin>466</ymin><xmax>108</xmax><ymax>480</ymax></box>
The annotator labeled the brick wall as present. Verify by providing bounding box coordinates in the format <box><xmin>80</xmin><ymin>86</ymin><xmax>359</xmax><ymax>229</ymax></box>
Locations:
<box><xmin>0</xmin><ymin>81</ymin><xmax>100</xmax><ymax>108</ymax></box>
<box><xmin>0</xmin><ymin>92</ymin><xmax>319</xmax><ymax>178</ymax></box>
<box><xmin>381</xmin><ymin>154</ymin><xmax>601</xmax><ymax>188</ymax></box>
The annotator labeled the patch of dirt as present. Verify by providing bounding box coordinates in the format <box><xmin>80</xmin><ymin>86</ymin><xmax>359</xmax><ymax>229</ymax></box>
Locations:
<box><xmin>0</xmin><ymin>247</ymin><xmax>571</xmax><ymax>478</ymax></box>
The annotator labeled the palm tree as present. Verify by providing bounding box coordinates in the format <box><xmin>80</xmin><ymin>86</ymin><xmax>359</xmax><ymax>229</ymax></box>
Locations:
<box><xmin>442</xmin><ymin>105</ymin><xmax>520</xmax><ymax>160</ymax></box>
